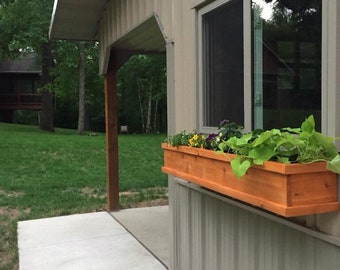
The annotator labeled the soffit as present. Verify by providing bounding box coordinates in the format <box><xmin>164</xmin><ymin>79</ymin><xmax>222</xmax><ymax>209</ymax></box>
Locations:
<box><xmin>112</xmin><ymin>14</ymin><xmax>167</xmax><ymax>53</ymax></box>
<box><xmin>49</xmin><ymin>0</ymin><xmax>107</xmax><ymax>41</ymax></box>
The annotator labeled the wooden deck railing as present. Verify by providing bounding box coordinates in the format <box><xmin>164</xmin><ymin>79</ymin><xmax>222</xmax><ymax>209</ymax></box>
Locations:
<box><xmin>0</xmin><ymin>93</ymin><xmax>42</xmax><ymax>110</ymax></box>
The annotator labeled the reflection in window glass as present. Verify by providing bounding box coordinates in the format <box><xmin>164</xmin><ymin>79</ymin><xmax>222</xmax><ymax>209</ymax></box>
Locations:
<box><xmin>252</xmin><ymin>0</ymin><xmax>322</xmax><ymax>130</ymax></box>
<box><xmin>202</xmin><ymin>0</ymin><xmax>244</xmax><ymax>127</ymax></box>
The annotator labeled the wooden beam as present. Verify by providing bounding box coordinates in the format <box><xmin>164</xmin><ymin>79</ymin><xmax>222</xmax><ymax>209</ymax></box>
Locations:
<box><xmin>104</xmin><ymin>52</ymin><xmax>119</xmax><ymax>211</ymax></box>
<box><xmin>104</xmin><ymin>49</ymin><xmax>135</xmax><ymax>211</ymax></box>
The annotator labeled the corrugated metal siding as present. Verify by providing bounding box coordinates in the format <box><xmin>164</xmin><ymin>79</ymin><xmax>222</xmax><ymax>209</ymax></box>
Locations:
<box><xmin>169</xmin><ymin>178</ymin><xmax>340</xmax><ymax>270</ymax></box>
<box><xmin>170</xmin><ymin>0</ymin><xmax>198</xmax><ymax>132</ymax></box>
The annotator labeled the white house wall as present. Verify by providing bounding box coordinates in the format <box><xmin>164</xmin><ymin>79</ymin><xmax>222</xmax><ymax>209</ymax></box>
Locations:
<box><xmin>170</xmin><ymin>0</ymin><xmax>198</xmax><ymax>132</ymax></box>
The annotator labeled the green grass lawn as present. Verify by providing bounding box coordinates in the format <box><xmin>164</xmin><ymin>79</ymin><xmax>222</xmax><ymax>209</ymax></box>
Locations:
<box><xmin>0</xmin><ymin>123</ymin><xmax>168</xmax><ymax>270</ymax></box>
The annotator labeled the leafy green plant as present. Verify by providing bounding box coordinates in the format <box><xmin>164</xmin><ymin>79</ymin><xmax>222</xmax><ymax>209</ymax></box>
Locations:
<box><xmin>218</xmin><ymin>119</ymin><xmax>243</xmax><ymax>142</ymax></box>
<box><xmin>219</xmin><ymin>115</ymin><xmax>340</xmax><ymax>178</ymax></box>
<box><xmin>205</xmin><ymin>120</ymin><xmax>243</xmax><ymax>151</ymax></box>
<box><xmin>165</xmin><ymin>131</ymin><xmax>193</xmax><ymax>147</ymax></box>
<box><xmin>166</xmin><ymin>120</ymin><xmax>243</xmax><ymax>150</ymax></box>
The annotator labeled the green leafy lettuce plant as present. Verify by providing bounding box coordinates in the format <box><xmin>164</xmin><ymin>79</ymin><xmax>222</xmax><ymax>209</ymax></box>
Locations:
<box><xmin>219</xmin><ymin>115</ymin><xmax>340</xmax><ymax>178</ymax></box>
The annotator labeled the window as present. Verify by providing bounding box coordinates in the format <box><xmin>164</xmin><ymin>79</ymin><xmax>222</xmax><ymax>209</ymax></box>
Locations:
<box><xmin>199</xmin><ymin>0</ymin><xmax>244</xmax><ymax>129</ymax></box>
<box><xmin>16</xmin><ymin>79</ymin><xmax>35</xmax><ymax>93</ymax></box>
<box><xmin>252</xmin><ymin>0</ymin><xmax>322</xmax><ymax>130</ymax></box>
<box><xmin>199</xmin><ymin>0</ymin><xmax>322</xmax><ymax>131</ymax></box>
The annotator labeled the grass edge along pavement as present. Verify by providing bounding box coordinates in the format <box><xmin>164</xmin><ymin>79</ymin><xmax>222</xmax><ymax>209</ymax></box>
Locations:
<box><xmin>0</xmin><ymin>123</ymin><xmax>168</xmax><ymax>270</ymax></box>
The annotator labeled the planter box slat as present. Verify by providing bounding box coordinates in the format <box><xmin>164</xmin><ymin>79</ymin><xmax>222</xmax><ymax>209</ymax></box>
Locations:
<box><xmin>161</xmin><ymin>143</ymin><xmax>340</xmax><ymax>217</ymax></box>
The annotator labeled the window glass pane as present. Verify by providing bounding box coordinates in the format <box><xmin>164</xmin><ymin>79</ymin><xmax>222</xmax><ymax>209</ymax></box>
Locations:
<box><xmin>202</xmin><ymin>0</ymin><xmax>244</xmax><ymax>127</ymax></box>
<box><xmin>252</xmin><ymin>0</ymin><xmax>322</xmax><ymax>130</ymax></box>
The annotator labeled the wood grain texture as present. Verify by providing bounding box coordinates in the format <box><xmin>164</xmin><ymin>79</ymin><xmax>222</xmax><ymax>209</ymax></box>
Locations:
<box><xmin>162</xmin><ymin>143</ymin><xmax>339</xmax><ymax>217</ymax></box>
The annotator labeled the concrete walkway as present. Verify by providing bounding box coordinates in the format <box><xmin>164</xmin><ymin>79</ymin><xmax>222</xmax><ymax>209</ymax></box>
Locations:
<box><xmin>18</xmin><ymin>206</ymin><xmax>169</xmax><ymax>270</ymax></box>
<box><xmin>111</xmin><ymin>206</ymin><xmax>169</xmax><ymax>267</ymax></box>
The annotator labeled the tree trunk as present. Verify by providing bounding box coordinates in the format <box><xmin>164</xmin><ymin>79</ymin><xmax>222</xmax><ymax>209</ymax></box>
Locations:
<box><xmin>77</xmin><ymin>42</ymin><xmax>86</xmax><ymax>135</ymax></box>
<box><xmin>137</xmin><ymin>80</ymin><xmax>145</xmax><ymax>132</ymax></box>
<box><xmin>145</xmin><ymin>87</ymin><xmax>152</xmax><ymax>133</ymax></box>
<box><xmin>39</xmin><ymin>41</ymin><xmax>54</xmax><ymax>132</ymax></box>
<box><xmin>153</xmin><ymin>97</ymin><xmax>159</xmax><ymax>133</ymax></box>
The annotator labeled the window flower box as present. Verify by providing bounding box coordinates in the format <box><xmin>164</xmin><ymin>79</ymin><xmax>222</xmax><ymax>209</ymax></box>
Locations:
<box><xmin>161</xmin><ymin>143</ymin><xmax>339</xmax><ymax>217</ymax></box>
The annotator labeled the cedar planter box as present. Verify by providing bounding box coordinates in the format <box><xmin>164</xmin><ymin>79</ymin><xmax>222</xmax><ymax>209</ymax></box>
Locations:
<box><xmin>161</xmin><ymin>143</ymin><xmax>340</xmax><ymax>217</ymax></box>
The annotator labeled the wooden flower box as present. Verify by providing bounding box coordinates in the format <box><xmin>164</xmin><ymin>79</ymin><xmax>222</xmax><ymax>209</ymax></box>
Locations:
<box><xmin>161</xmin><ymin>143</ymin><xmax>340</xmax><ymax>217</ymax></box>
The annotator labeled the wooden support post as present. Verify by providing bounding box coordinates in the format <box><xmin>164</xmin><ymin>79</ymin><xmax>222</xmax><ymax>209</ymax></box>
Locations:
<box><xmin>104</xmin><ymin>53</ymin><xmax>119</xmax><ymax>211</ymax></box>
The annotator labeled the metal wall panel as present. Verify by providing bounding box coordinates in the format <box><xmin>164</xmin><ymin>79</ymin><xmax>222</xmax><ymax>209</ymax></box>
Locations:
<box><xmin>169</xmin><ymin>178</ymin><xmax>340</xmax><ymax>270</ymax></box>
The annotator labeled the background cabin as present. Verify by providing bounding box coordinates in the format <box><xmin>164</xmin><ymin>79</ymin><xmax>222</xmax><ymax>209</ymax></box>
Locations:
<box><xmin>0</xmin><ymin>54</ymin><xmax>42</xmax><ymax>123</ymax></box>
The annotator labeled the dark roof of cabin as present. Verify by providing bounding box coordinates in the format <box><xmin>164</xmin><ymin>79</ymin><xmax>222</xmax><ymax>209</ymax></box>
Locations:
<box><xmin>0</xmin><ymin>54</ymin><xmax>42</xmax><ymax>74</ymax></box>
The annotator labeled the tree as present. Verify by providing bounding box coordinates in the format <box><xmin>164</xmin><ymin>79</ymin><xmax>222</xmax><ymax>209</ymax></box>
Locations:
<box><xmin>0</xmin><ymin>0</ymin><xmax>55</xmax><ymax>131</ymax></box>
<box><xmin>51</xmin><ymin>41</ymin><xmax>104</xmax><ymax>132</ymax></box>
<box><xmin>77</xmin><ymin>42</ymin><xmax>86</xmax><ymax>134</ymax></box>
<box><xmin>117</xmin><ymin>54</ymin><xmax>166</xmax><ymax>133</ymax></box>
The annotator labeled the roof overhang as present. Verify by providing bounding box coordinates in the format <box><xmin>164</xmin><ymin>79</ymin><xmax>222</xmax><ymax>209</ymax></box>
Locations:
<box><xmin>100</xmin><ymin>14</ymin><xmax>167</xmax><ymax>73</ymax></box>
<box><xmin>49</xmin><ymin>0</ymin><xmax>168</xmax><ymax>74</ymax></box>
<box><xmin>49</xmin><ymin>0</ymin><xmax>107</xmax><ymax>41</ymax></box>
<box><xmin>113</xmin><ymin>14</ymin><xmax>167</xmax><ymax>53</ymax></box>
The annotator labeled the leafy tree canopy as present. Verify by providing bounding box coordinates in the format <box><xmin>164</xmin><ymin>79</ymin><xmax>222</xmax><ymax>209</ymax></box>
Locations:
<box><xmin>0</xmin><ymin>0</ymin><xmax>53</xmax><ymax>59</ymax></box>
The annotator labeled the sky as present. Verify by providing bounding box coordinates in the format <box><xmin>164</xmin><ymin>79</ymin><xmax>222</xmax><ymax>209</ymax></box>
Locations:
<box><xmin>253</xmin><ymin>0</ymin><xmax>275</xmax><ymax>20</ymax></box>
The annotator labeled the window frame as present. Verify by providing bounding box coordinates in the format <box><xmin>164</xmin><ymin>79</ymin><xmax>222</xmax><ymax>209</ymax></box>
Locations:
<box><xmin>198</xmin><ymin>0</ymin><xmax>252</xmax><ymax>134</ymax></box>
<box><xmin>197</xmin><ymin>0</ymin><xmax>335</xmax><ymax>135</ymax></box>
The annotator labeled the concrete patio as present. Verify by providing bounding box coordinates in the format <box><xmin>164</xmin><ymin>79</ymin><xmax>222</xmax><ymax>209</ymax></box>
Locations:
<box><xmin>17</xmin><ymin>206</ymin><xmax>169</xmax><ymax>269</ymax></box>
